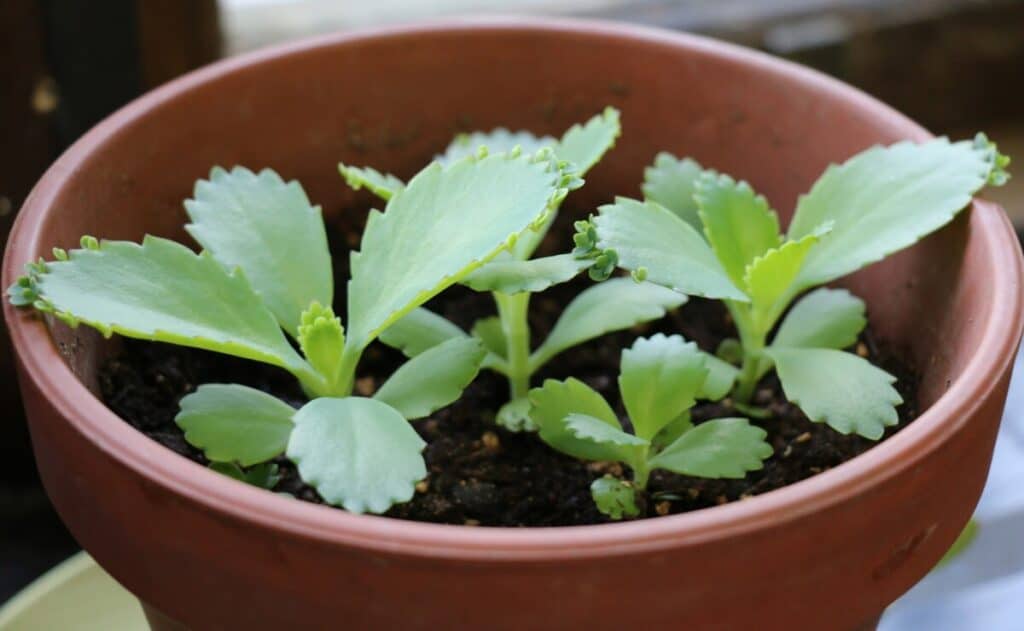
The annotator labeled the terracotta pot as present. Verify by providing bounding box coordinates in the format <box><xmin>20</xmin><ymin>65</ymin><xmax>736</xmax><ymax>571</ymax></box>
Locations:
<box><xmin>4</xmin><ymin>18</ymin><xmax>1022</xmax><ymax>631</ymax></box>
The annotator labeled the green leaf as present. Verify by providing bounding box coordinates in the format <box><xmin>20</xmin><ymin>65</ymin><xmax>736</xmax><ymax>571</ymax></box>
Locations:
<box><xmin>378</xmin><ymin>307</ymin><xmax>468</xmax><ymax>358</ymax></box>
<box><xmin>772</xmin><ymin>288</ymin><xmax>866</xmax><ymax>350</ymax></box>
<box><xmin>642</xmin><ymin>153</ymin><xmax>705</xmax><ymax>231</ymax></box>
<box><xmin>338</xmin><ymin>163</ymin><xmax>404</xmax><ymax>201</ymax></box>
<box><xmin>373</xmin><ymin>337</ymin><xmax>485</xmax><ymax>420</ymax></box>
<box><xmin>184</xmin><ymin>167</ymin><xmax>332</xmax><ymax>337</ymax></box>
<box><xmin>286</xmin><ymin>397</ymin><xmax>426</xmax><ymax>513</ymax></box>
<box><xmin>651</xmin><ymin>413</ymin><xmax>693</xmax><ymax>451</ymax></box>
<box><xmin>565</xmin><ymin>413</ymin><xmax>649</xmax><ymax>447</ymax></box>
<box><xmin>496</xmin><ymin>397</ymin><xmax>535</xmax><ymax>432</ymax></box>
<box><xmin>554</xmin><ymin>106</ymin><xmax>621</xmax><ymax>176</ymax></box>
<box><xmin>618</xmin><ymin>334</ymin><xmax>708</xmax><ymax>441</ymax></box>
<box><xmin>461</xmin><ymin>254</ymin><xmax>591</xmax><ymax>294</ymax></box>
<box><xmin>177</xmin><ymin>384</ymin><xmax>295</xmax><ymax>466</ymax></box>
<box><xmin>346</xmin><ymin>151</ymin><xmax>565</xmax><ymax>350</ymax></box>
<box><xmin>766</xmin><ymin>347</ymin><xmax>901</xmax><ymax>439</ymax></box>
<box><xmin>695</xmin><ymin>172</ymin><xmax>781</xmax><ymax>287</ymax></box>
<box><xmin>297</xmin><ymin>301</ymin><xmax>345</xmax><ymax>386</ymax></box>
<box><xmin>649</xmin><ymin>418</ymin><xmax>772</xmax><ymax>478</ymax></box>
<box><xmin>743</xmin><ymin>230</ymin><xmax>823</xmax><ymax>328</ymax></box>
<box><xmin>28</xmin><ymin>236</ymin><xmax>313</xmax><ymax>379</ymax></box>
<box><xmin>470</xmin><ymin>316</ymin><xmax>507</xmax><ymax>358</ymax></box>
<box><xmin>209</xmin><ymin>462</ymin><xmax>282</xmax><ymax>490</ymax></box>
<box><xmin>789</xmin><ymin>137</ymin><xmax>1003</xmax><ymax>287</ymax></box>
<box><xmin>701</xmin><ymin>354</ymin><xmax>739</xmax><ymax>401</ymax></box>
<box><xmin>528</xmin><ymin>378</ymin><xmax>627</xmax><ymax>462</ymax></box>
<box><xmin>438</xmin><ymin>129</ymin><xmax>556</xmax><ymax>166</ymax></box>
<box><xmin>593</xmin><ymin>198</ymin><xmax>747</xmax><ymax>300</ymax></box>
<box><xmin>591</xmin><ymin>475</ymin><xmax>641</xmax><ymax>519</ymax></box>
<box><xmin>530</xmin><ymin>277</ymin><xmax>687</xmax><ymax>371</ymax></box>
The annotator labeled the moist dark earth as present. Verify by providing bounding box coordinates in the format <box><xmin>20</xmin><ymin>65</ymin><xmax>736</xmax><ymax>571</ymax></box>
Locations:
<box><xmin>98</xmin><ymin>210</ymin><xmax>919</xmax><ymax>527</ymax></box>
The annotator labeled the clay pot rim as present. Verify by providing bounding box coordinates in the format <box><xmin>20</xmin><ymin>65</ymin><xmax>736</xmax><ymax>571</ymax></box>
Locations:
<box><xmin>4</xmin><ymin>17</ymin><xmax>1023</xmax><ymax>562</ymax></box>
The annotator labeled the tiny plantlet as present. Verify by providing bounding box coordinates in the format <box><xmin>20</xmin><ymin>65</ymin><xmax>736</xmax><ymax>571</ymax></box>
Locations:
<box><xmin>580</xmin><ymin>134</ymin><xmax>1010</xmax><ymax>440</ymax></box>
<box><xmin>9</xmin><ymin>149</ymin><xmax>576</xmax><ymax>513</ymax></box>
<box><xmin>342</xmin><ymin>108</ymin><xmax>688</xmax><ymax>431</ymax></box>
<box><xmin>528</xmin><ymin>334</ymin><xmax>773</xmax><ymax>519</ymax></box>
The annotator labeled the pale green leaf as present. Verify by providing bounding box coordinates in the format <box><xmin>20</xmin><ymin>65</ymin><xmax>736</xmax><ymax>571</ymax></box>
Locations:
<box><xmin>297</xmin><ymin>301</ymin><xmax>345</xmax><ymax>386</ymax></box>
<box><xmin>530</xmin><ymin>277</ymin><xmax>688</xmax><ymax>370</ymax></box>
<box><xmin>772</xmin><ymin>288</ymin><xmax>866</xmax><ymax>350</ymax></box>
<box><xmin>496</xmin><ymin>397</ymin><xmax>535</xmax><ymax>432</ymax></box>
<box><xmin>649</xmin><ymin>418</ymin><xmax>772</xmax><ymax>478</ymax></box>
<box><xmin>177</xmin><ymin>384</ymin><xmax>295</xmax><ymax>466</ymax></box>
<box><xmin>286</xmin><ymin>397</ymin><xmax>426</xmax><ymax>513</ymax></box>
<box><xmin>470</xmin><ymin>316</ymin><xmax>507</xmax><ymax>359</ymax></box>
<box><xmin>789</xmin><ymin>137</ymin><xmax>1002</xmax><ymax>287</ymax></box>
<box><xmin>695</xmin><ymin>172</ymin><xmax>781</xmax><ymax>287</ymax></box>
<box><xmin>209</xmin><ymin>462</ymin><xmax>281</xmax><ymax>490</ymax></box>
<box><xmin>338</xmin><ymin>163</ymin><xmax>404</xmax><ymax>201</ymax></box>
<box><xmin>565</xmin><ymin>413</ymin><xmax>649</xmax><ymax>447</ymax></box>
<box><xmin>29</xmin><ymin>236</ymin><xmax>313</xmax><ymax>379</ymax></box>
<box><xmin>642</xmin><ymin>152</ymin><xmax>705</xmax><ymax>231</ymax></box>
<box><xmin>438</xmin><ymin>129</ymin><xmax>556</xmax><ymax>166</ymax></box>
<box><xmin>618</xmin><ymin>334</ymin><xmax>708</xmax><ymax>441</ymax></box>
<box><xmin>651</xmin><ymin>413</ymin><xmax>693</xmax><ymax>451</ymax></box>
<box><xmin>346</xmin><ymin>151</ymin><xmax>563</xmax><ymax>349</ymax></box>
<box><xmin>528</xmin><ymin>378</ymin><xmax>627</xmax><ymax>461</ymax></box>
<box><xmin>766</xmin><ymin>347</ymin><xmax>901</xmax><ymax>439</ymax></box>
<box><xmin>184</xmin><ymin>166</ymin><xmax>332</xmax><ymax>337</ymax></box>
<box><xmin>701</xmin><ymin>354</ymin><xmax>739</xmax><ymax>401</ymax></box>
<box><xmin>462</xmin><ymin>254</ymin><xmax>591</xmax><ymax>294</ymax></box>
<box><xmin>743</xmin><ymin>231</ymin><xmax>822</xmax><ymax>327</ymax></box>
<box><xmin>373</xmin><ymin>337</ymin><xmax>485</xmax><ymax>419</ymax></box>
<box><xmin>591</xmin><ymin>475</ymin><xmax>641</xmax><ymax>519</ymax></box>
<box><xmin>593</xmin><ymin>197</ymin><xmax>748</xmax><ymax>300</ymax></box>
<box><xmin>554</xmin><ymin>106</ymin><xmax>621</xmax><ymax>176</ymax></box>
<box><xmin>378</xmin><ymin>307</ymin><xmax>467</xmax><ymax>358</ymax></box>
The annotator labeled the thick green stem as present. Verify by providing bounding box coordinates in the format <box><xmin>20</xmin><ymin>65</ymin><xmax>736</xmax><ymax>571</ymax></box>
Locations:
<box><xmin>329</xmin><ymin>343</ymin><xmax>363</xmax><ymax>398</ymax></box>
<box><xmin>632</xmin><ymin>457</ymin><xmax>651</xmax><ymax>490</ymax></box>
<box><xmin>726</xmin><ymin>300</ymin><xmax>766</xmax><ymax>404</ymax></box>
<box><xmin>495</xmin><ymin>292</ymin><xmax>532</xmax><ymax>399</ymax></box>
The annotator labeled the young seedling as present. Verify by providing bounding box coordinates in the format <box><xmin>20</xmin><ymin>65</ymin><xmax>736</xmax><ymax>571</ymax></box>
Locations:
<box><xmin>341</xmin><ymin>108</ymin><xmax>689</xmax><ymax>430</ymax></box>
<box><xmin>581</xmin><ymin>135</ymin><xmax>1010</xmax><ymax>440</ymax></box>
<box><xmin>9</xmin><ymin>148</ymin><xmax>575</xmax><ymax>513</ymax></box>
<box><xmin>529</xmin><ymin>333</ymin><xmax>773</xmax><ymax>519</ymax></box>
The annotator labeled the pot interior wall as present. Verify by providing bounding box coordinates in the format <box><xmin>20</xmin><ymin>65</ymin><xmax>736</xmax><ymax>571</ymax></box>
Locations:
<box><xmin>37</xmin><ymin>26</ymin><xmax>989</xmax><ymax>412</ymax></box>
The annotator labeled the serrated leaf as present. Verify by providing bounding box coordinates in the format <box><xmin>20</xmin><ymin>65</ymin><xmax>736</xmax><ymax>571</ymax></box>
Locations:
<box><xmin>346</xmin><ymin>152</ymin><xmax>563</xmax><ymax>350</ymax></box>
<box><xmin>554</xmin><ymin>106</ymin><xmax>621</xmax><ymax>176</ymax></box>
<box><xmin>297</xmin><ymin>301</ymin><xmax>345</xmax><ymax>385</ymax></box>
<box><xmin>378</xmin><ymin>307</ymin><xmax>468</xmax><ymax>358</ymax></box>
<box><xmin>642</xmin><ymin>152</ymin><xmax>706</xmax><ymax>231</ymax></box>
<box><xmin>772</xmin><ymin>288</ymin><xmax>866</xmax><ymax>350</ymax></box>
<box><xmin>461</xmin><ymin>254</ymin><xmax>591</xmax><ymax>294</ymax></box>
<box><xmin>528</xmin><ymin>378</ymin><xmax>627</xmax><ymax>461</ymax></box>
<box><xmin>743</xmin><ymin>231</ymin><xmax>822</xmax><ymax>329</ymax></box>
<box><xmin>701</xmin><ymin>354</ymin><xmax>739</xmax><ymax>401</ymax></box>
<box><xmin>470</xmin><ymin>316</ymin><xmax>507</xmax><ymax>359</ymax></box>
<box><xmin>649</xmin><ymin>418</ymin><xmax>772</xmax><ymax>478</ymax></box>
<box><xmin>618</xmin><ymin>334</ymin><xmax>708</xmax><ymax>441</ymax></box>
<box><xmin>593</xmin><ymin>198</ymin><xmax>747</xmax><ymax>300</ymax></box>
<box><xmin>651</xmin><ymin>413</ymin><xmax>694</xmax><ymax>451</ymax></box>
<box><xmin>209</xmin><ymin>462</ymin><xmax>281</xmax><ymax>490</ymax></box>
<box><xmin>766</xmin><ymin>347</ymin><xmax>901</xmax><ymax>439</ymax></box>
<box><xmin>789</xmin><ymin>137</ymin><xmax>1001</xmax><ymax>287</ymax></box>
<box><xmin>565</xmin><ymin>413</ymin><xmax>649</xmax><ymax>447</ymax></box>
<box><xmin>530</xmin><ymin>277</ymin><xmax>687</xmax><ymax>371</ymax></box>
<box><xmin>496</xmin><ymin>397</ymin><xmax>535</xmax><ymax>432</ymax></box>
<box><xmin>591</xmin><ymin>475</ymin><xmax>641</xmax><ymax>519</ymax></box>
<box><xmin>695</xmin><ymin>172</ymin><xmax>781</xmax><ymax>287</ymax></box>
<box><xmin>29</xmin><ymin>236</ymin><xmax>313</xmax><ymax>379</ymax></box>
<box><xmin>177</xmin><ymin>384</ymin><xmax>295</xmax><ymax>466</ymax></box>
<box><xmin>373</xmin><ymin>337</ymin><xmax>485</xmax><ymax>420</ymax></box>
<box><xmin>184</xmin><ymin>167</ymin><xmax>332</xmax><ymax>337</ymax></box>
<box><xmin>438</xmin><ymin>129</ymin><xmax>556</xmax><ymax>166</ymax></box>
<box><xmin>338</xmin><ymin>163</ymin><xmax>405</xmax><ymax>201</ymax></box>
<box><xmin>286</xmin><ymin>397</ymin><xmax>426</xmax><ymax>513</ymax></box>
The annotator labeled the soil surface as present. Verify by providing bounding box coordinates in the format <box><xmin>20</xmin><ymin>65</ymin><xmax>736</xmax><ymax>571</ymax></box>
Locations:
<box><xmin>98</xmin><ymin>211</ymin><xmax>919</xmax><ymax>527</ymax></box>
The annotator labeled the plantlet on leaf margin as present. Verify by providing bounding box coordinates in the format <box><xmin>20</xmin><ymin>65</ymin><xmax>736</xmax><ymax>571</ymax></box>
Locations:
<box><xmin>528</xmin><ymin>333</ymin><xmax>773</xmax><ymax>519</ymax></box>
<box><xmin>9</xmin><ymin>149</ymin><xmax>576</xmax><ymax>513</ymax></box>
<box><xmin>342</xmin><ymin>108</ymin><xmax>692</xmax><ymax>431</ymax></box>
<box><xmin>584</xmin><ymin>135</ymin><xmax>1010</xmax><ymax>440</ymax></box>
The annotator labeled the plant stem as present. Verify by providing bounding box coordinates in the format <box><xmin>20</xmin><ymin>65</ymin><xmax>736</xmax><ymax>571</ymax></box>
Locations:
<box><xmin>495</xmin><ymin>292</ymin><xmax>532</xmax><ymax>400</ymax></box>
<box><xmin>727</xmin><ymin>300</ymin><xmax>766</xmax><ymax>404</ymax></box>
<box><xmin>632</xmin><ymin>458</ymin><xmax>651</xmax><ymax>490</ymax></box>
<box><xmin>330</xmin><ymin>343</ymin><xmax>363</xmax><ymax>398</ymax></box>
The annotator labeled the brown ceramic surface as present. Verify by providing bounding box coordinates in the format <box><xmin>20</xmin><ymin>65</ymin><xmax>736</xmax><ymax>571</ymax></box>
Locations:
<box><xmin>4</xmin><ymin>18</ymin><xmax>1023</xmax><ymax>631</ymax></box>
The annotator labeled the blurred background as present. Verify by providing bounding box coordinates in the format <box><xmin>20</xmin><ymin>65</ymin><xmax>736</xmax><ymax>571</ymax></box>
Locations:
<box><xmin>1</xmin><ymin>0</ymin><xmax>1023</xmax><ymax>627</ymax></box>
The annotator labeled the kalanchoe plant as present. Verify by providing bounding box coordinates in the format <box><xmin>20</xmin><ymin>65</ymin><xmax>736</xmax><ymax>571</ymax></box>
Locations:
<box><xmin>8</xmin><ymin>148</ymin><xmax>576</xmax><ymax>513</ymax></box>
<box><xmin>341</xmin><ymin>108</ymin><xmax>689</xmax><ymax>431</ymax></box>
<box><xmin>528</xmin><ymin>333</ymin><xmax>773</xmax><ymax>519</ymax></box>
<box><xmin>580</xmin><ymin>134</ymin><xmax>1011</xmax><ymax>439</ymax></box>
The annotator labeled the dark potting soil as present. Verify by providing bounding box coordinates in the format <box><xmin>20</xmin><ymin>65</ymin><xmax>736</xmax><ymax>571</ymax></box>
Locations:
<box><xmin>98</xmin><ymin>211</ymin><xmax>919</xmax><ymax>527</ymax></box>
